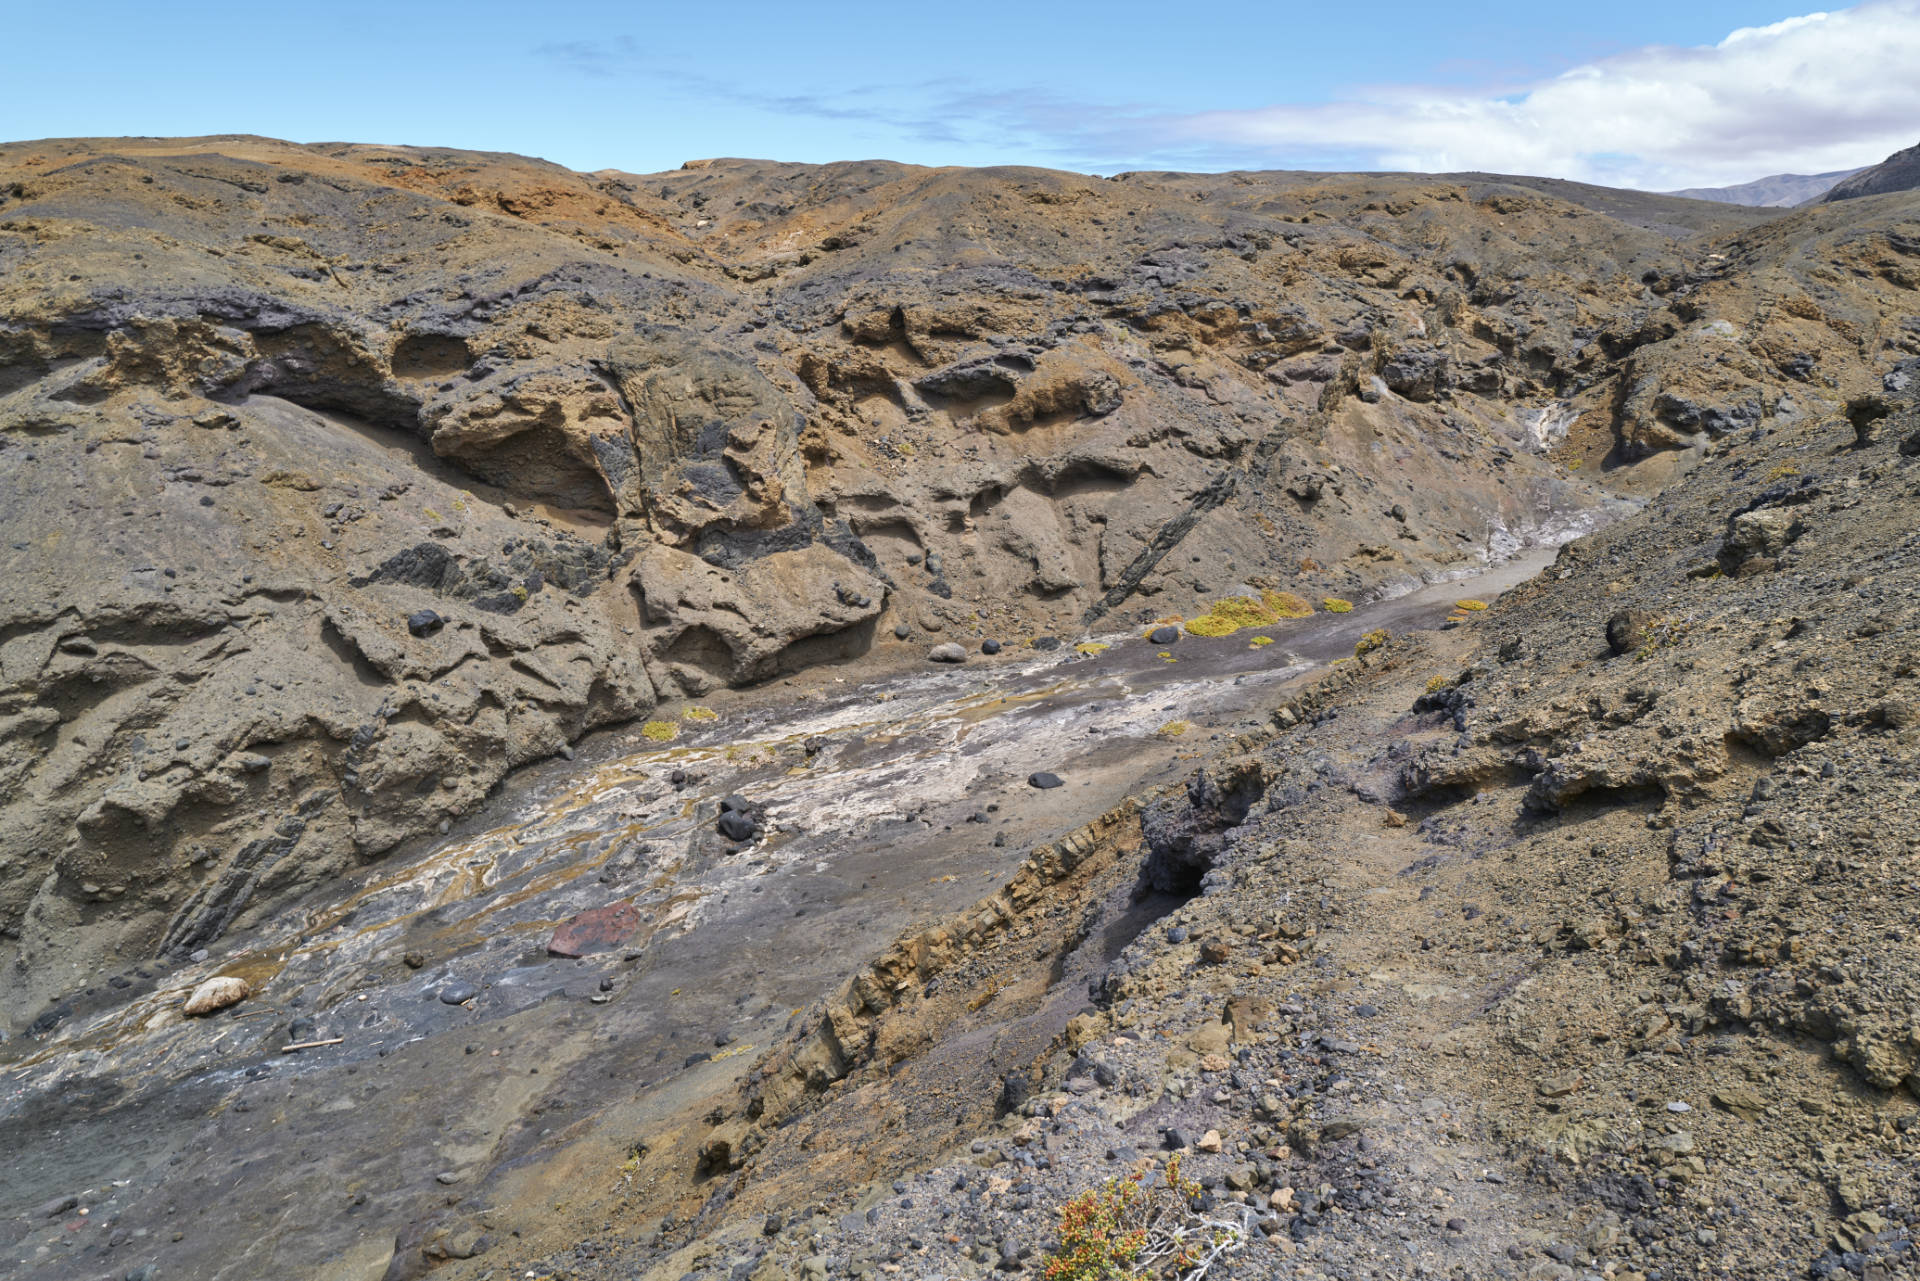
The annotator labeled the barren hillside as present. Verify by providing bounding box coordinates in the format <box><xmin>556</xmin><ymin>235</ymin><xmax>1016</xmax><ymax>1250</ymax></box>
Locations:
<box><xmin>2</xmin><ymin>136</ymin><xmax>1918</xmax><ymax>1281</ymax></box>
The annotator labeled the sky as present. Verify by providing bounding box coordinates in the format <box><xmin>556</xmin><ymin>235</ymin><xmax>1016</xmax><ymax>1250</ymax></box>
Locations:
<box><xmin>5</xmin><ymin>1</ymin><xmax>1918</xmax><ymax>190</ymax></box>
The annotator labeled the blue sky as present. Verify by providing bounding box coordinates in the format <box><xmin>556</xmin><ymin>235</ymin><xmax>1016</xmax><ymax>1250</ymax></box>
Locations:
<box><xmin>6</xmin><ymin>1</ymin><xmax>1917</xmax><ymax>188</ymax></box>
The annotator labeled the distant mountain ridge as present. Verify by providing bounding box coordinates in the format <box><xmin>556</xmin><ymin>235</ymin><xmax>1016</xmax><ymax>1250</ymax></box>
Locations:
<box><xmin>1665</xmin><ymin>168</ymin><xmax>1861</xmax><ymax>207</ymax></box>
<box><xmin>1822</xmin><ymin>141</ymin><xmax>1920</xmax><ymax>202</ymax></box>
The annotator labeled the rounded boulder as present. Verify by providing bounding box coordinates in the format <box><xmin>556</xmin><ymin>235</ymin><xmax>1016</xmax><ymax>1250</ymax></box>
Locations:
<box><xmin>182</xmin><ymin>975</ymin><xmax>251</xmax><ymax>1016</ymax></box>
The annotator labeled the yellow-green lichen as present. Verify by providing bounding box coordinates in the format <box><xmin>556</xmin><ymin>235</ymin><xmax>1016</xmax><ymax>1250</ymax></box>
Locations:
<box><xmin>1355</xmin><ymin>628</ymin><xmax>1389</xmax><ymax>657</ymax></box>
<box><xmin>682</xmin><ymin>706</ymin><xmax>718</xmax><ymax>722</ymax></box>
<box><xmin>1184</xmin><ymin>589</ymin><xmax>1315</xmax><ymax>637</ymax></box>
<box><xmin>640</xmin><ymin>720</ymin><xmax>679</xmax><ymax>743</ymax></box>
<box><xmin>1322</xmin><ymin>597</ymin><xmax>1353</xmax><ymax>613</ymax></box>
<box><xmin>1455</xmin><ymin>598</ymin><xmax>1488</xmax><ymax>612</ymax></box>
<box><xmin>1249</xmin><ymin>635</ymin><xmax>1274</xmax><ymax>648</ymax></box>
<box><xmin>1269</xmin><ymin>593</ymin><xmax>1314</xmax><ymax>620</ymax></box>
<box><xmin>1074</xmin><ymin>641</ymin><xmax>1110</xmax><ymax>656</ymax></box>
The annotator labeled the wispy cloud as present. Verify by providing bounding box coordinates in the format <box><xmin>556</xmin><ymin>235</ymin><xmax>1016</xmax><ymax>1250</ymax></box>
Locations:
<box><xmin>535</xmin><ymin>36</ymin><xmax>641</xmax><ymax>78</ymax></box>
<box><xmin>530</xmin><ymin>37</ymin><xmax>1164</xmax><ymax>166</ymax></box>
<box><xmin>532</xmin><ymin>41</ymin><xmax>976</xmax><ymax>142</ymax></box>
<box><xmin>537</xmin><ymin>3</ymin><xmax>1920</xmax><ymax>187</ymax></box>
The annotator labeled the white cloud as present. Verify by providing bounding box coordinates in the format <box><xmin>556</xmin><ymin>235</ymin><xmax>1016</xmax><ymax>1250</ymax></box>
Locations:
<box><xmin>1718</xmin><ymin>12</ymin><xmax>1832</xmax><ymax>45</ymax></box>
<box><xmin>1141</xmin><ymin>1</ymin><xmax>1920</xmax><ymax>189</ymax></box>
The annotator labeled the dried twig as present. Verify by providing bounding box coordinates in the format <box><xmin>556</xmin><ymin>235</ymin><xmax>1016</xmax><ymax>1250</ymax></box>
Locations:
<box><xmin>1139</xmin><ymin>1205</ymin><xmax>1252</xmax><ymax>1281</ymax></box>
<box><xmin>280</xmin><ymin>1037</ymin><xmax>344</xmax><ymax>1052</ymax></box>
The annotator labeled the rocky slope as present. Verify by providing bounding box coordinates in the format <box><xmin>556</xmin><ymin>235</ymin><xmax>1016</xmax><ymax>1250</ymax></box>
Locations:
<box><xmin>1823</xmin><ymin>142</ymin><xmax>1920</xmax><ymax>203</ymax></box>
<box><xmin>3</xmin><ymin>133</ymin><xmax>1920</xmax><ymax>1280</ymax></box>
<box><xmin>475</xmin><ymin>360</ymin><xmax>1920</xmax><ymax>1281</ymax></box>
<box><xmin>0</xmin><ymin>135</ymin><xmax>1840</xmax><ymax>1016</ymax></box>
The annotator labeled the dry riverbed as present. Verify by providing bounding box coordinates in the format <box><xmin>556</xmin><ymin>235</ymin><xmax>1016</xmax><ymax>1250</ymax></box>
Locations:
<box><xmin>0</xmin><ymin>553</ymin><xmax>1558</xmax><ymax>1281</ymax></box>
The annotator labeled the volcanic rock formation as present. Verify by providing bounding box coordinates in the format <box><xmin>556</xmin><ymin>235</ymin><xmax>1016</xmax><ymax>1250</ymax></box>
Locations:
<box><xmin>2</xmin><ymin>134</ymin><xmax>1916</xmax><ymax>1030</ymax></box>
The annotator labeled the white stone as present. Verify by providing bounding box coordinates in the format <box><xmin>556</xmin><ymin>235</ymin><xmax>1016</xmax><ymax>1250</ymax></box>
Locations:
<box><xmin>182</xmin><ymin>975</ymin><xmax>251</xmax><ymax>1016</ymax></box>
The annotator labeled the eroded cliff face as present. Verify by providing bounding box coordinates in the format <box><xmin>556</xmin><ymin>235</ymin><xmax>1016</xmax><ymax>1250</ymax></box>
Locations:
<box><xmin>484</xmin><ymin>375</ymin><xmax>1920</xmax><ymax>1281</ymax></box>
<box><xmin>0</xmin><ymin>135</ymin><xmax>1912</xmax><ymax>1016</ymax></box>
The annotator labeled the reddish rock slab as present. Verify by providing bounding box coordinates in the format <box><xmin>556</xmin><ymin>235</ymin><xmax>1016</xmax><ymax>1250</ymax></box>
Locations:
<box><xmin>547</xmin><ymin>901</ymin><xmax>640</xmax><ymax>958</ymax></box>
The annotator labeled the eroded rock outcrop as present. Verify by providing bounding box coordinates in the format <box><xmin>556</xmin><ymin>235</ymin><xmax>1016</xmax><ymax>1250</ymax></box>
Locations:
<box><xmin>2</xmin><ymin>134</ymin><xmax>1909</xmax><ymax>1023</ymax></box>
